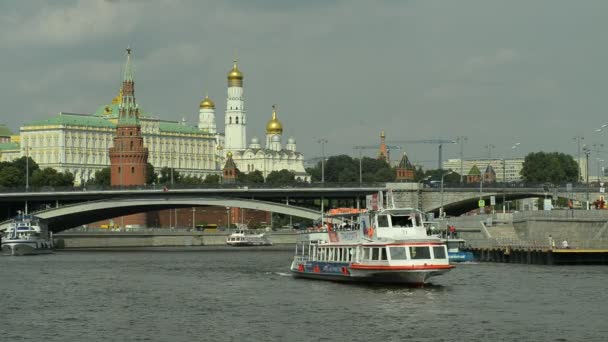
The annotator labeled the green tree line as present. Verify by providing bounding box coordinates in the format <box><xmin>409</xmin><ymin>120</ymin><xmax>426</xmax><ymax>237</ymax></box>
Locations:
<box><xmin>0</xmin><ymin>157</ymin><xmax>74</xmax><ymax>189</ymax></box>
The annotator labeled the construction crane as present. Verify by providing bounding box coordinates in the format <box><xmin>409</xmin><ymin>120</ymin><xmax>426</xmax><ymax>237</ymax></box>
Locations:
<box><xmin>353</xmin><ymin>144</ymin><xmax>401</xmax><ymax>183</ymax></box>
<box><xmin>387</xmin><ymin>139</ymin><xmax>457</xmax><ymax>171</ymax></box>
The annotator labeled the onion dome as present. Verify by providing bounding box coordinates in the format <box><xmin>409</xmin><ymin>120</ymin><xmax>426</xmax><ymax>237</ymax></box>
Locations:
<box><xmin>199</xmin><ymin>95</ymin><xmax>215</xmax><ymax>109</ymax></box>
<box><xmin>111</xmin><ymin>87</ymin><xmax>123</xmax><ymax>105</ymax></box>
<box><xmin>265</xmin><ymin>105</ymin><xmax>283</xmax><ymax>134</ymax></box>
<box><xmin>287</xmin><ymin>137</ymin><xmax>296</xmax><ymax>144</ymax></box>
<box><xmin>227</xmin><ymin>59</ymin><xmax>243</xmax><ymax>87</ymax></box>
<box><xmin>271</xmin><ymin>135</ymin><xmax>281</xmax><ymax>142</ymax></box>
<box><xmin>251</xmin><ymin>137</ymin><xmax>260</xmax><ymax>144</ymax></box>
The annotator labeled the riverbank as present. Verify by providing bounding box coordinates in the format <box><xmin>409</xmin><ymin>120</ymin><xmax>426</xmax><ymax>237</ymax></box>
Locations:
<box><xmin>54</xmin><ymin>230</ymin><xmax>298</xmax><ymax>249</ymax></box>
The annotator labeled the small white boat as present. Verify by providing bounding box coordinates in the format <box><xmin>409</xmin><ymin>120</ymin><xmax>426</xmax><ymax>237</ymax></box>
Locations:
<box><xmin>226</xmin><ymin>229</ymin><xmax>273</xmax><ymax>246</ymax></box>
<box><xmin>1</xmin><ymin>214</ymin><xmax>53</xmax><ymax>256</ymax></box>
<box><xmin>290</xmin><ymin>206</ymin><xmax>454</xmax><ymax>286</ymax></box>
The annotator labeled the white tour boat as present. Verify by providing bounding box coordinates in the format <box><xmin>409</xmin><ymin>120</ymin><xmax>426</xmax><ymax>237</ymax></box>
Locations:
<box><xmin>290</xmin><ymin>206</ymin><xmax>454</xmax><ymax>285</ymax></box>
<box><xmin>226</xmin><ymin>229</ymin><xmax>273</xmax><ymax>246</ymax></box>
<box><xmin>1</xmin><ymin>214</ymin><xmax>53</xmax><ymax>256</ymax></box>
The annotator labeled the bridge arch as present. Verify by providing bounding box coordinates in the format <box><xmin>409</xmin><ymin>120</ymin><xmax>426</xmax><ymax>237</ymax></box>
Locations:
<box><xmin>1</xmin><ymin>197</ymin><xmax>321</xmax><ymax>233</ymax></box>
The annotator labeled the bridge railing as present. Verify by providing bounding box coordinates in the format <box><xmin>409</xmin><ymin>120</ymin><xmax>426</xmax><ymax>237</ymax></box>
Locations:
<box><xmin>0</xmin><ymin>182</ymin><xmax>387</xmax><ymax>193</ymax></box>
<box><xmin>513</xmin><ymin>210</ymin><xmax>608</xmax><ymax>221</ymax></box>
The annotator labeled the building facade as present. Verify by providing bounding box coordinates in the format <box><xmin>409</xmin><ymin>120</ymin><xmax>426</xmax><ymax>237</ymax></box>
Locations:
<box><xmin>444</xmin><ymin>158</ymin><xmax>525</xmax><ymax>183</ymax></box>
<box><xmin>202</xmin><ymin>62</ymin><xmax>309</xmax><ymax>181</ymax></box>
<box><xmin>16</xmin><ymin>52</ymin><xmax>217</xmax><ymax>185</ymax></box>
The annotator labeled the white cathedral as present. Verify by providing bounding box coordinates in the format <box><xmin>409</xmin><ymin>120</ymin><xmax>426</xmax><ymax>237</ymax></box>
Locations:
<box><xmin>198</xmin><ymin>60</ymin><xmax>309</xmax><ymax>181</ymax></box>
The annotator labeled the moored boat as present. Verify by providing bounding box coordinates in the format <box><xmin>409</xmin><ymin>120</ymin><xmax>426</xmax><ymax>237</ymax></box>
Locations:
<box><xmin>226</xmin><ymin>229</ymin><xmax>273</xmax><ymax>246</ymax></box>
<box><xmin>1</xmin><ymin>214</ymin><xmax>53</xmax><ymax>256</ymax></box>
<box><xmin>290</xmin><ymin>203</ymin><xmax>454</xmax><ymax>285</ymax></box>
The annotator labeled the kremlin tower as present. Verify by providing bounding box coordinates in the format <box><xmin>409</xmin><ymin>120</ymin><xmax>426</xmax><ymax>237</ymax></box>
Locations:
<box><xmin>108</xmin><ymin>48</ymin><xmax>149</xmax><ymax>226</ymax></box>
<box><xmin>378</xmin><ymin>130</ymin><xmax>389</xmax><ymax>162</ymax></box>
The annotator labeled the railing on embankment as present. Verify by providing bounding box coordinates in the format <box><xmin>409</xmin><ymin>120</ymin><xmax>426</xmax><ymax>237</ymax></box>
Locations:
<box><xmin>466</xmin><ymin>244</ymin><xmax>608</xmax><ymax>265</ymax></box>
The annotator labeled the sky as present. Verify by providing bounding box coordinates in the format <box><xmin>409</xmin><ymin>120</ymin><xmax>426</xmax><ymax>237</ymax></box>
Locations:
<box><xmin>1</xmin><ymin>0</ymin><xmax>608</xmax><ymax>170</ymax></box>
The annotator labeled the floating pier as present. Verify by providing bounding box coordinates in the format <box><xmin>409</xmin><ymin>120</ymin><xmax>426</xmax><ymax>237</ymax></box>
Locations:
<box><xmin>466</xmin><ymin>247</ymin><xmax>608</xmax><ymax>265</ymax></box>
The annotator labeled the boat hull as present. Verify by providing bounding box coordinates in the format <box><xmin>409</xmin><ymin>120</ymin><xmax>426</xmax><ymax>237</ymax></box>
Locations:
<box><xmin>290</xmin><ymin>261</ymin><xmax>452</xmax><ymax>285</ymax></box>
<box><xmin>448</xmin><ymin>251</ymin><xmax>475</xmax><ymax>262</ymax></box>
<box><xmin>226</xmin><ymin>241</ymin><xmax>273</xmax><ymax>247</ymax></box>
<box><xmin>2</xmin><ymin>242</ymin><xmax>53</xmax><ymax>256</ymax></box>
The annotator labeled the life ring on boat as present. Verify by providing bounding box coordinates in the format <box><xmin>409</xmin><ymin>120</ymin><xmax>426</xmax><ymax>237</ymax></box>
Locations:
<box><xmin>298</xmin><ymin>264</ymin><xmax>305</xmax><ymax>272</ymax></box>
<box><xmin>341</xmin><ymin>266</ymin><xmax>349</xmax><ymax>275</ymax></box>
<box><xmin>367</xmin><ymin>226</ymin><xmax>375</xmax><ymax>238</ymax></box>
<box><xmin>313</xmin><ymin>265</ymin><xmax>320</xmax><ymax>273</ymax></box>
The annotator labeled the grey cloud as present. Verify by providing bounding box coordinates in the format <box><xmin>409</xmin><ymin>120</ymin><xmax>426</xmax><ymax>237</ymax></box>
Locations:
<box><xmin>1</xmin><ymin>0</ymin><xmax>608</xmax><ymax>170</ymax></box>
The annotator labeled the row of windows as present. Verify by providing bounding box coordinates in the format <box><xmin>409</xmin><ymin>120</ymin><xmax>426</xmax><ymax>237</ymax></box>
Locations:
<box><xmin>312</xmin><ymin>246</ymin><xmax>446</xmax><ymax>262</ymax></box>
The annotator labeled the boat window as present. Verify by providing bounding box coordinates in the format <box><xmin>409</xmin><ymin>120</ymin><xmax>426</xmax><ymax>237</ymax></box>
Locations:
<box><xmin>391</xmin><ymin>215</ymin><xmax>414</xmax><ymax>227</ymax></box>
<box><xmin>363</xmin><ymin>248</ymin><xmax>370</xmax><ymax>260</ymax></box>
<box><xmin>372</xmin><ymin>248</ymin><xmax>380</xmax><ymax>260</ymax></box>
<box><xmin>389</xmin><ymin>247</ymin><xmax>407</xmax><ymax>260</ymax></box>
<box><xmin>433</xmin><ymin>246</ymin><xmax>446</xmax><ymax>259</ymax></box>
<box><xmin>380</xmin><ymin>248</ymin><xmax>387</xmax><ymax>260</ymax></box>
<box><xmin>409</xmin><ymin>246</ymin><xmax>431</xmax><ymax>260</ymax></box>
<box><xmin>377</xmin><ymin>215</ymin><xmax>389</xmax><ymax>227</ymax></box>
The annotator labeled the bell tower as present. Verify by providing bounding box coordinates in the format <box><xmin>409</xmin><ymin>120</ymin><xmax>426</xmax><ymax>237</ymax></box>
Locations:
<box><xmin>224</xmin><ymin>59</ymin><xmax>246</xmax><ymax>151</ymax></box>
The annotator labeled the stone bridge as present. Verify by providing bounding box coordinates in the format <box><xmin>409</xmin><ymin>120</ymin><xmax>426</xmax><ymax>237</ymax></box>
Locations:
<box><xmin>0</xmin><ymin>197</ymin><xmax>322</xmax><ymax>233</ymax></box>
<box><xmin>388</xmin><ymin>184</ymin><xmax>601</xmax><ymax>215</ymax></box>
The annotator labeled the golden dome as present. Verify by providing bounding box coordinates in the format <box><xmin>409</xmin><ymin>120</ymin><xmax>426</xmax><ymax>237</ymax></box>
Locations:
<box><xmin>265</xmin><ymin>105</ymin><xmax>283</xmax><ymax>134</ymax></box>
<box><xmin>199</xmin><ymin>95</ymin><xmax>215</xmax><ymax>109</ymax></box>
<box><xmin>111</xmin><ymin>87</ymin><xmax>123</xmax><ymax>105</ymax></box>
<box><xmin>228</xmin><ymin>60</ymin><xmax>243</xmax><ymax>80</ymax></box>
<box><xmin>227</xmin><ymin>151</ymin><xmax>233</xmax><ymax>158</ymax></box>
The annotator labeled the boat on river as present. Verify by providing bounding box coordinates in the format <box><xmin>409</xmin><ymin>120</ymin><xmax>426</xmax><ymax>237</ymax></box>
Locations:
<box><xmin>226</xmin><ymin>229</ymin><xmax>273</xmax><ymax>246</ymax></box>
<box><xmin>426</xmin><ymin>222</ymin><xmax>475</xmax><ymax>263</ymax></box>
<box><xmin>290</xmin><ymin>205</ymin><xmax>454</xmax><ymax>285</ymax></box>
<box><xmin>1</xmin><ymin>214</ymin><xmax>53</xmax><ymax>256</ymax></box>
<box><xmin>443</xmin><ymin>237</ymin><xmax>475</xmax><ymax>262</ymax></box>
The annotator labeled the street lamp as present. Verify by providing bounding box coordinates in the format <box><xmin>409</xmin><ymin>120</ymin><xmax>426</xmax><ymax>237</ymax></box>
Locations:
<box><xmin>456</xmin><ymin>136</ymin><xmax>467</xmax><ymax>184</ymax></box>
<box><xmin>24</xmin><ymin>146</ymin><xmax>30</xmax><ymax>215</ymax></box>
<box><xmin>584</xmin><ymin>146</ymin><xmax>591</xmax><ymax>210</ymax></box>
<box><xmin>573</xmin><ymin>136</ymin><xmax>585</xmax><ymax>183</ymax></box>
<box><xmin>317</xmin><ymin>138</ymin><xmax>328</xmax><ymax>183</ymax></box>
<box><xmin>440</xmin><ymin>170</ymin><xmax>453</xmax><ymax>218</ymax></box>
<box><xmin>502</xmin><ymin>142</ymin><xmax>520</xmax><ymax>213</ymax></box>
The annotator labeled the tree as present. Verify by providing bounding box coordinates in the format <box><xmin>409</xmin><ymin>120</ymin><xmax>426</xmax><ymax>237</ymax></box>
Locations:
<box><xmin>146</xmin><ymin>163</ymin><xmax>158</xmax><ymax>185</ymax></box>
<box><xmin>12</xmin><ymin>156</ymin><xmax>39</xmax><ymax>178</ymax></box>
<box><xmin>306</xmin><ymin>155</ymin><xmax>396</xmax><ymax>183</ymax></box>
<box><xmin>521</xmin><ymin>152</ymin><xmax>578</xmax><ymax>183</ymax></box>
<box><xmin>0</xmin><ymin>166</ymin><xmax>23</xmax><ymax>188</ymax></box>
<box><xmin>266</xmin><ymin>169</ymin><xmax>298</xmax><ymax>185</ymax></box>
<box><xmin>90</xmin><ymin>167</ymin><xmax>111</xmax><ymax>186</ymax></box>
<box><xmin>30</xmin><ymin>168</ymin><xmax>74</xmax><ymax>187</ymax></box>
<box><xmin>237</xmin><ymin>170</ymin><xmax>265</xmax><ymax>184</ymax></box>
<box><xmin>159</xmin><ymin>167</ymin><xmax>181</xmax><ymax>184</ymax></box>
<box><xmin>0</xmin><ymin>157</ymin><xmax>41</xmax><ymax>189</ymax></box>
<box><xmin>203</xmin><ymin>174</ymin><xmax>221</xmax><ymax>184</ymax></box>
<box><xmin>180</xmin><ymin>175</ymin><xmax>204</xmax><ymax>185</ymax></box>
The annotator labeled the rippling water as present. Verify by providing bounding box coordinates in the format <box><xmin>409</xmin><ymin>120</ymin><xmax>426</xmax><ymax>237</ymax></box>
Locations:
<box><xmin>1</xmin><ymin>247</ymin><xmax>606</xmax><ymax>342</ymax></box>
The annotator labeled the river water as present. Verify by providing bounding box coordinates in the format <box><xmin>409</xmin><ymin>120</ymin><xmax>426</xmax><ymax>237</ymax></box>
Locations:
<box><xmin>1</xmin><ymin>247</ymin><xmax>606</xmax><ymax>342</ymax></box>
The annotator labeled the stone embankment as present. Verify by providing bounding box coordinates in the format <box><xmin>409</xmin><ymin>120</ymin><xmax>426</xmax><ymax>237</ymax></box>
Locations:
<box><xmin>445</xmin><ymin>211</ymin><xmax>608</xmax><ymax>249</ymax></box>
<box><xmin>54</xmin><ymin>229</ymin><xmax>298</xmax><ymax>249</ymax></box>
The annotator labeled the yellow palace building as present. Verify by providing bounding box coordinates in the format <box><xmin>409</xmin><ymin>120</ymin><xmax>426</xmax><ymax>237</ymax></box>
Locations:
<box><xmin>0</xmin><ymin>50</ymin><xmax>309</xmax><ymax>185</ymax></box>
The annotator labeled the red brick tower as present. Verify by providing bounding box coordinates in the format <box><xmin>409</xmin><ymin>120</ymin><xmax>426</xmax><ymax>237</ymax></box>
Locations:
<box><xmin>222</xmin><ymin>152</ymin><xmax>238</xmax><ymax>184</ymax></box>
<box><xmin>396</xmin><ymin>152</ymin><xmax>415</xmax><ymax>181</ymax></box>
<box><xmin>378</xmin><ymin>130</ymin><xmax>389</xmax><ymax>163</ymax></box>
<box><xmin>109</xmin><ymin>48</ymin><xmax>149</xmax><ymax>227</ymax></box>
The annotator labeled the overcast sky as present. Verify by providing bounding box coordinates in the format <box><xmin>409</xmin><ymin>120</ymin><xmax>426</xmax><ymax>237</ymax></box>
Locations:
<box><xmin>2</xmin><ymin>0</ymin><xmax>607</xmax><ymax>169</ymax></box>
